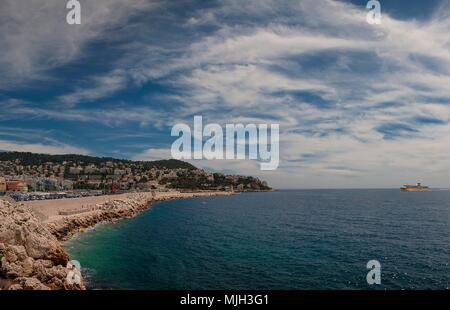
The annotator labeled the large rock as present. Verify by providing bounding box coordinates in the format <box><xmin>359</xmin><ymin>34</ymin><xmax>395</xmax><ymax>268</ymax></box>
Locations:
<box><xmin>16</xmin><ymin>277</ymin><xmax>51</xmax><ymax>290</ymax></box>
<box><xmin>0</xmin><ymin>199</ymin><xmax>84</xmax><ymax>290</ymax></box>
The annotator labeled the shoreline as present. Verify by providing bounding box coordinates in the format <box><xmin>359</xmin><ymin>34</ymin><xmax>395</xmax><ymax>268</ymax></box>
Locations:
<box><xmin>0</xmin><ymin>190</ymin><xmax>235</xmax><ymax>290</ymax></box>
<box><xmin>38</xmin><ymin>190</ymin><xmax>235</xmax><ymax>241</ymax></box>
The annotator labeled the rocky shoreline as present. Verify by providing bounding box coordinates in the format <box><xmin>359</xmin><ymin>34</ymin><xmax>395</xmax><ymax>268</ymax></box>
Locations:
<box><xmin>0</xmin><ymin>199</ymin><xmax>84</xmax><ymax>290</ymax></box>
<box><xmin>0</xmin><ymin>191</ymin><xmax>233</xmax><ymax>290</ymax></box>
<box><xmin>47</xmin><ymin>192</ymin><xmax>155</xmax><ymax>241</ymax></box>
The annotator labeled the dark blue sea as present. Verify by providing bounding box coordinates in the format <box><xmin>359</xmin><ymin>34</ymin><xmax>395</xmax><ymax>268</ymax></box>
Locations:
<box><xmin>65</xmin><ymin>190</ymin><xmax>450</xmax><ymax>290</ymax></box>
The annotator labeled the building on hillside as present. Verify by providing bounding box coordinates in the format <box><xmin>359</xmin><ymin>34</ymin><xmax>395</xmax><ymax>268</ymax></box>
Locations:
<box><xmin>6</xmin><ymin>180</ymin><xmax>28</xmax><ymax>193</ymax></box>
<box><xmin>69</xmin><ymin>167</ymin><xmax>82</xmax><ymax>175</ymax></box>
<box><xmin>61</xmin><ymin>180</ymin><xmax>74</xmax><ymax>190</ymax></box>
<box><xmin>114</xmin><ymin>169</ymin><xmax>126</xmax><ymax>175</ymax></box>
<box><xmin>84</xmin><ymin>165</ymin><xmax>99</xmax><ymax>174</ymax></box>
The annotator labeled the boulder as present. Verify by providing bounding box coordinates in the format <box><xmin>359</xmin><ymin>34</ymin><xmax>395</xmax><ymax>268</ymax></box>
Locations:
<box><xmin>0</xmin><ymin>199</ymin><xmax>84</xmax><ymax>290</ymax></box>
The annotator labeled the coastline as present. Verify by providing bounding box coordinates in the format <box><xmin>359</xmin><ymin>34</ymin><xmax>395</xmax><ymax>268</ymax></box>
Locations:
<box><xmin>0</xmin><ymin>190</ymin><xmax>234</xmax><ymax>290</ymax></box>
<box><xmin>39</xmin><ymin>190</ymin><xmax>235</xmax><ymax>241</ymax></box>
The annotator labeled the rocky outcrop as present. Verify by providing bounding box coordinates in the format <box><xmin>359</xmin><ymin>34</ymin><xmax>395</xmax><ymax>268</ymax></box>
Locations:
<box><xmin>0</xmin><ymin>199</ymin><xmax>84</xmax><ymax>290</ymax></box>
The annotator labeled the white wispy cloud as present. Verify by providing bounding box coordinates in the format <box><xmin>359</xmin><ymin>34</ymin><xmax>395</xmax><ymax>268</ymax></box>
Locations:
<box><xmin>2</xmin><ymin>0</ymin><xmax>450</xmax><ymax>188</ymax></box>
<box><xmin>0</xmin><ymin>0</ymin><xmax>156</xmax><ymax>89</ymax></box>
<box><xmin>0</xmin><ymin>139</ymin><xmax>89</xmax><ymax>155</ymax></box>
<box><xmin>132</xmin><ymin>147</ymin><xmax>171</xmax><ymax>161</ymax></box>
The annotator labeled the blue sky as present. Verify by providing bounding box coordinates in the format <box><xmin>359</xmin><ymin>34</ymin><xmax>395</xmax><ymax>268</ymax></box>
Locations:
<box><xmin>0</xmin><ymin>0</ymin><xmax>450</xmax><ymax>188</ymax></box>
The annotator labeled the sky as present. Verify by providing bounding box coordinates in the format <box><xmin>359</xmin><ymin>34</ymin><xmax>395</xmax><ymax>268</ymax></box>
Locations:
<box><xmin>0</xmin><ymin>0</ymin><xmax>449</xmax><ymax>189</ymax></box>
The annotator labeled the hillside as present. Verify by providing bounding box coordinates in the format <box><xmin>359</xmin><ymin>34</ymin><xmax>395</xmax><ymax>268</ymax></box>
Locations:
<box><xmin>0</xmin><ymin>151</ymin><xmax>271</xmax><ymax>192</ymax></box>
<box><xmin>0</xmin><ymin>152</ymin><xmax>197</xmax><ymax>171</ymax></box>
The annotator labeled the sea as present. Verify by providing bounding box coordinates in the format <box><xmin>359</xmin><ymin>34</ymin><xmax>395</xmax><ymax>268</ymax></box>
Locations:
<box><xmin>65</xmin><ymin>189</ymin><xmax>450</xmax><ymax>290</ymax></box>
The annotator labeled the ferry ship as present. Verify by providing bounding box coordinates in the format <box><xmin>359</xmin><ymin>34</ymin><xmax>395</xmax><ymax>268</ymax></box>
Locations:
<box><xmin>400</xmin><ymin>183</ymin><xmax>430</xmax><ymax>192</ymax></box>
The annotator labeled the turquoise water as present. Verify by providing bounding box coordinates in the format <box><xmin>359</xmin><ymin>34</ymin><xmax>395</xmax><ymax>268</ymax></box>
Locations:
<box><xmin>65</xmin><ymin>190</ymin><xmax>450</xmax><ymax>290</ymax></box>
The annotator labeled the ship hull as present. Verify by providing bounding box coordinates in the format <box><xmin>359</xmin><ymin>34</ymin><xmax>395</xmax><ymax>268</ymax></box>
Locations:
<box><xmin>400</xmin><ymin>187</ymin><xmax>430</xmax><ymax>192</ymax></box>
